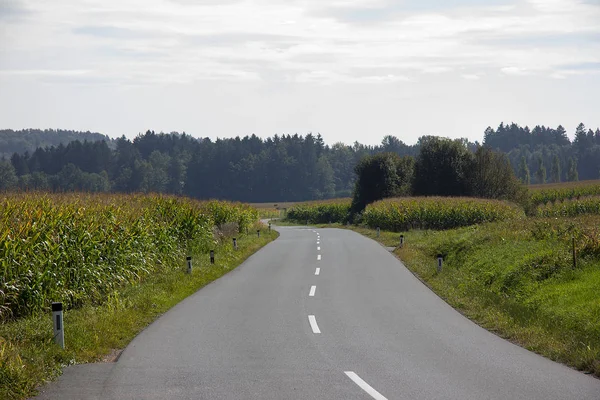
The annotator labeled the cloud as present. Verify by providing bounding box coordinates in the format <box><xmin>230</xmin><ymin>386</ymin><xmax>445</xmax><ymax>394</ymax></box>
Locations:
<box><xmin>0</xmin><ymin>0</ymin><xmax>32</xmax><ymax>21</ymax></box>
<box><xmin>558</xmin><ymin>62</ymin><xmax>600</xmax><ymax>71</ymax></box>
<box><xmin>2</xmin><ymin>0</ymin><xmax>600</xmax><ymax>87</ymax></box>
<box><xmin>501</xmin><ymin>66</ymin><xmax>531</xmax><ymax>76</ymax></box>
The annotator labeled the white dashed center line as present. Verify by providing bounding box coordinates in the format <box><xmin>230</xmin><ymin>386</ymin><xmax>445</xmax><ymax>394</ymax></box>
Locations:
<box><xmin>317</xmin><ymin>255</ymin><xmax>321</xmax><ymax>261</ymax></box>
<box><xmin>317</xmin><ymin>246</ymin><xmax>321</xmax><ymax>251</ymax></box>
<box><xmin>309</xmin><ymin>285</ymin><xmax>316</xmax><ymax>297</ymax></box>
<box><xmin>308</xmin><ymin>315</ymin><xmax>321</xmax><ymax>333</ymax></box>
<box><xmin>344</xmin><ymin>372</ymin><xmax>388</xmax><ymax>400</ymax></box>
<box><xmin>315</xmin><ymin>268</ymin><xmax>320</xmax><ymax>275</ymax></box>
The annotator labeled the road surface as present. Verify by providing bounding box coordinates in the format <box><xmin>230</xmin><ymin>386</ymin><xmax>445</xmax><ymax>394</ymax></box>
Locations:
<box><xmin>36</xmin><ymin>226</ymin><xmax>600</xmax><ymax>399</ymax></box>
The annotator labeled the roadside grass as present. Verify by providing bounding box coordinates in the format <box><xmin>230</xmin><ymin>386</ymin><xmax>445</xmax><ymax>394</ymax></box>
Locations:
<box><xmin>279</xmin><ymin>219</ymin><xmax>600</xmax><ymax>377</ymax></box>
<box><xmin>0</xmin><ymin>229</ymin><xmax>278</xmax><ymax>400</ymax></box>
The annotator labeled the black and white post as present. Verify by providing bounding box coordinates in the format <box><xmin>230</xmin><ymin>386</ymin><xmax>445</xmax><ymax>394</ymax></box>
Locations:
<box><xmin>268</xmin><ymin>222</ymin><xmax>271</xmax><ymax>231</ymax></box>
<box><xmin>233</xmin><ymin>237</ymin><xmax>238</xmax><ymax>250</ymax></box>
<box><xmin>210</xmin><ymin>250</ymin><xmax>215</xmax><ymax>264</ymax></box>
<box><xmin>257</xmin><ymin>229</ymin><xmax>260</xmax><ymax>238</ymax></box>
<box><xmin>186</xmin><ymin>256</ymin><xmax>192</xmax><ymax>274</ymax></box>
<box><xmin>52</xmin><ymin>302</ymin><xmax>64</xmax><ymax>349</ymax></box>
<box><xmin>399</xmin><ymin>234</ymin><xmax>404</xmax><ymax>248</ymax></box>
<box><xmin>377</xmin><ymin>227</ymin><xmax>380</xmax><ymax>237</ymax></box>
<box><xmin>437</xmin><ymin>254</ymin><xmax>443</xmax><ymax>273</ymax></box>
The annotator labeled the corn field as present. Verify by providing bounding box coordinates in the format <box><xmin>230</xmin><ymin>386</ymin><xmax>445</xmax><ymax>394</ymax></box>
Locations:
<box><xmin>363</xmin><ymin>197</ymin><xmax>524</xmax><ymax>231</ymax></box>
<box><xmin>0</xmin><ymin>193</ymin><xmax>259</xmax><ymax>321</ymax></box>
<box><xmin>535</xmin><ymin>196</ymin><xmax>600</xmax><ymax>218</ymax></box>
<box><xmin>529</xmin><ymin>180</ymin><xmax>600</xmax><ymax>205</ymax></box>
<box><xmin>286</xmin><ymin>199</ymin><xmax>351</xmax><ymax>224</ymax></box>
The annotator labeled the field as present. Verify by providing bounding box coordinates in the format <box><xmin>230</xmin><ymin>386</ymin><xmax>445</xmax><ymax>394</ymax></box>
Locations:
<box><xmin>284</xmin><ymin>197</ymin><xmax>523</xmax><ymax>230</ymax></box>
<box><xmin>285</xmin><ymin>198</ymin><xmax>352</xmax><ymax>224</ymax></box>
<box><xmin>363</xmin><ymin>197</ymin><xmax>523</xmax><ymax>230</ymax></box>
<box><xmin>0</xmin><ymin>192</ymin><xmax>275</xmax><ymax>399</ymax></box>
<box><xmin>529</xmin><ymin>179</ymin><xmax>600</xmax><ymax>206</ymax></box>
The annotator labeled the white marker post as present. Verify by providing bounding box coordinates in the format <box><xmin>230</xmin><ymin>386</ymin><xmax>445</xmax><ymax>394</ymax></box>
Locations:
<box><xmin>233</xmin><ymin>237</ymin><xmax>238</xmax><ymax>250</ymax></box>
<box><xmin>399</xmin><ymin>235</ymin><xmax>404</xmax><ymax>248</ymax></box>
<box><xmin>437</xmin><ymin>254</ymin><xmax>443</xmax><ymax>273</ymax></box>
<box><xmin>186</xmin><ymin>256</ymin><xmax>192</xmax><ymax>274</ymax></box>
<box><xmin>257</xmin><ymin>229</ymin><xmax>260</xmax><ymax>238</ymax></box>
<box><xmin>52</xmin><ymin>302</ymin><xmax>64</xmax><ymax>349</ymax></box>
<box><xmin>377</xmin><ymin>227</ymin><xmax>380</xmax><ymax>237</ymax></box>
<box><xmin>268</xmin><ymin>222</ymin><xmax>271</xmax><ymax>231</ymax></box>
<box><xmin>210</xmin><ymin>250</ymin><xmax>215</xmax><ymax>264</ymax></box>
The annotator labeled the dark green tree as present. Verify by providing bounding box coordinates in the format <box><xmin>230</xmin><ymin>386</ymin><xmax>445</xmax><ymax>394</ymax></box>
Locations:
<box><xmin>412</xmin><ymin>136</ymin><xmax>472</xmax><ymax>196</ymax></box>
<box><xmin>467</xmin><ymin>146</ymin><xmax>522</xmax><ymax>201</ymax></box>
<box><xmin>550</xmin><ymin>155</ymin><xmax>561</xmax><ymax>183</ymax></box>
<box><xmin>351</xmin><ymin>153</ymin><xmax>413</xmax><ymax>214</ymax></box>
<box><xmin>0</xmin><ymin>160</ymin><xmax>18</xmax><ymax>190</ymax></box>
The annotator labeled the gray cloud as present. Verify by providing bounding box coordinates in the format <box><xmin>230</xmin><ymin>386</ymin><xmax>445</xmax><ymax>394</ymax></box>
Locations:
<box><xmin>0</xmin><ymin>0</ymin><xmax>33</xmax><ymax>21</ymax></box>
<box><xmin>558</xmin><ymin>62</ymin><xmax>600</xmax><ymax>71</ymax></box>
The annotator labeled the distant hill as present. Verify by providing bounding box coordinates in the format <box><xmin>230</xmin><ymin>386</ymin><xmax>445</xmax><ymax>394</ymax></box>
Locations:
<box><xmin>0</xmin><ymin>129</ymin><xmax>114</xmax><ymax>158</ymax></box>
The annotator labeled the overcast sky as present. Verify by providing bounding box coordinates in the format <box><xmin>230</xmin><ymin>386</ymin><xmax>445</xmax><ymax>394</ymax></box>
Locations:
<box><xmin>1</xmin><ymin>0</ymin><xmax>599</xmax><ymax>145</ymax></box>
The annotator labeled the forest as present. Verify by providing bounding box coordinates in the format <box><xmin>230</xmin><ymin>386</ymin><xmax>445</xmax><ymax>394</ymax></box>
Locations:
<box><xmin>0</xmin><ymin>122</ymin><xmax>599</xmax><ymax>202</ymax></box>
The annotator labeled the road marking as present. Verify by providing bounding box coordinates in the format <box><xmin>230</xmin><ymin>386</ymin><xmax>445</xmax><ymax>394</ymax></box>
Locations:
<box><xmin>315</xmin><ymin>268</ymin><xmax>320</xmax><ymax>275</ymax></box>
<box><xmin>344</xmin><ymin>372</ymin><xmax>388</xmax><ymax>400</ymax></box>
<box><xmin>309</xmin><ymin>285</ymin><xmax>316</xmax><ymax>297</ymax></box>
<box><xmin>308</xmin><ymin>315</ymin><xmax>321</xmax><ymax>333</ymax></box>
<box><xmin>317</xmin><ymin>241</ymin><xmax>320</xmax><ymax>244</ymax></box>
<box><xmin>317</xmin><ymin>255</ymin><xmax>321</xmax><ymax>261</ymax></box>
<box><xmin>317</xmin><ymin>246</ymin><xmax>321</xmax><ymax>251</ymax></box>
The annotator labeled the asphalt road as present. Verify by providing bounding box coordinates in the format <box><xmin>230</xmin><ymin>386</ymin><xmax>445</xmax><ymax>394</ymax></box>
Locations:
<box><xmin>37</xmin><ymin>226</ymin><xmax>600</xmax><ymax>399</ymax></box>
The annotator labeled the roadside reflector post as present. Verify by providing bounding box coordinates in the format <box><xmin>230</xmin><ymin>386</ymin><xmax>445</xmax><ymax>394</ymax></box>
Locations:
<box><xmin>52</xmin><ymin>302</ymin><xmax>64</xmax><ymax>349</ymax></box>
<box><xmin>306</xmin><ymin>219</ymin><xmax>309</xmax><ymax>226</ymax></box>
<box><xmin>257</xmin><ymin>229</ymin><xmax>260</xmax><ymax>238</ymax></box>
<box><xmin>210</xmin><ymin>250</ymin><xmax>215</xmax><ymax>264</ymax></box>
<box><xmin>437</xmin><ymin>254</ymin><xmax>443</xmax><ymax>273</ymax></box>
<box><xmin>186</xmin><ymin>256</ymin><xmax>192</xmax><ymax>274</ymax></box>
<box><xmin>377</xmin><ymin>227</ymin><xmax>380</xmax><ymax>237</ymax></box>
<box><xmin>233</xmin><ymin>238</ymin><xmax>238</xmax><ymax>250</ymax></box>
<box><xmin>268</xmin><ymin>222</ymin><xmax>271</xmax><ymax>231</ymax></box>
<box><xmin>400</xmin><ymin>235</ymin><xmax>404</xmax><ymax>248</ymax></box>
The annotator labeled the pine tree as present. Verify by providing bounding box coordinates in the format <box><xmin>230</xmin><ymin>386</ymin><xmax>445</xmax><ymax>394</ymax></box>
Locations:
<box><xmin>535</xmin><ymin>156</ymin><xmax>546</xmax><ymax>184</ymax></box>
<box><xmin>550</xmin><ymin>155</ymin><xmax>561</xmax><ymax>183</ymax></box>
<box><xmin>567</xmin><ymin>157</ymin><xmax>578</xmax><ymax>182</ymax></box>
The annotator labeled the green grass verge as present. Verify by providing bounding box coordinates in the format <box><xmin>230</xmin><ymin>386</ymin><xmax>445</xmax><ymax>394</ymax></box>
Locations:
<box><xmin>0</xmin><ymin>229</ymin><xmax>278</xmax><ymax>400</ymax></box>
<box><xmin>284</xmin><ymin>219</ymin><xmax>600</xmax><ymax>378</ymax></box>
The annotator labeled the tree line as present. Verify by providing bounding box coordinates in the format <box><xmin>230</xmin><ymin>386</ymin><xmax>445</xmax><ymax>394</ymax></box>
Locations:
<box><xmin>350</xmin><ymin>137</ymin><xmax>521</xmax><ymax>215</ymax></box>
<box><xmin>0</xmin><ymin>123</ymin><xmax>598</xmax><ymax>201</ymax></box>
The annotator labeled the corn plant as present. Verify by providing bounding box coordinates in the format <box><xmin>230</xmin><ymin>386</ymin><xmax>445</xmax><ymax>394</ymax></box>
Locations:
<box><xmin>363</xmin><ymin>197</ymin><xmax>524</xmax><ymax>231</ymax></box>
<box><xmin>0</xmin><ymin>193</ymin><xmax>260</xmax><ymax>321</ymax></box>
